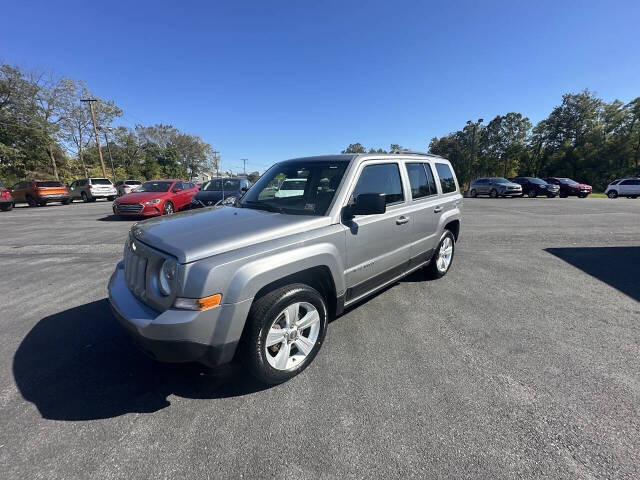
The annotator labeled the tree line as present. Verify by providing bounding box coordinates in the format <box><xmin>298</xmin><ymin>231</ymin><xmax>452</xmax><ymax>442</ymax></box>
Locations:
<box><xmin>343</xmin><ymin>90</ymin><xmax>640</xmax><ymax>191</ymax></box>
<box><xmin>0</xmin><ymin>63</ymin><xmax>217</xmax><ymax>186</ymax></box>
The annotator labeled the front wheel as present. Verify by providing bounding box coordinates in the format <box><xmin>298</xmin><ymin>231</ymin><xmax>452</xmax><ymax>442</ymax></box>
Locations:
<box><xmin>489</xmin><ymin>189</ymin><xmax>498</xmax><ymax>198</ymax></box>
<box><xmin>607</xmin><ymin>190</ymin><xmax>618</xmax><ymax>199</ymax></box>
<box><xmin>163</xmin><ymin>201</ymin><xmax>174</xmax><ymax>215</ymax></box>
<box><xmin>547</xmin><ymin>194</ymin><xmax>556</xmax><ymax>198</ymax></box>
<box><xmin>528</xmin><ymin>189</ymin><xmax>537</xmax><ymax>198</ymax></box>
<box><xmin>0</xmin><ymin>203</ymin><xmax>13</xmax><ymax>211</ymax></box>
<box><xmin>61</xmin><ymin>198</ymin><xmax>71</xmax><ymax>205</ymax></box>
<box><xmin>240</xmin><ymin>284</ymin><xmax>328</xmax><ymax>384</ymax></box>
<box><xmin>26</xmin><ymin>196</ymin><xmax>37</xmax><ymax>208</ymax></box>
<box><xmin>425</xmin><ymin>230</ymin><xmax>455</xmax><ymax>279</ymax></box>
<box><xmin>81</xmin><ymin>192</ymin><xmax>89</xmax><ymax>203</ymax></box>
<box><xmin>469</xmin><ymin>189</ymin><xmax>477</xmax><ymax>198</ymax></box>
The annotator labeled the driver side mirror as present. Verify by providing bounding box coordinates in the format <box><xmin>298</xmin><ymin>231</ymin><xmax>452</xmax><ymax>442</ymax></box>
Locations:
<box><xmin>346</xmin><ymin>193</ymin><xmax>386</xmax><ymax>217</ymax></box>
<box><xmin>241</xmin><ymin>186</ymin><xmax>248</xmax><ymax>192</ymax></box>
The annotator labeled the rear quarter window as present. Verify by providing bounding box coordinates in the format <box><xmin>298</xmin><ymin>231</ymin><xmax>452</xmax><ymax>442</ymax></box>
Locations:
<box><xmin>435</xmin><ymin>163</ymin><xmax>457</xmax><ymax>194</ymax></box>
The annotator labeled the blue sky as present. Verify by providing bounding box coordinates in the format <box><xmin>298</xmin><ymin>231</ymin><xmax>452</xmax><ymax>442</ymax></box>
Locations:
<box><xmin>2</xmin><ymin>0</ymin><xmax>639</xmax><ymax>173</ymax></box>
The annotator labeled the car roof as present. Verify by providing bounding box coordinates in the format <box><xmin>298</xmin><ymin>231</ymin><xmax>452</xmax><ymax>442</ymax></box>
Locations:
<box><xmin>283</xmin><ymin>153</ymin><xmax>449</xmax><ymax>163</ymax></box>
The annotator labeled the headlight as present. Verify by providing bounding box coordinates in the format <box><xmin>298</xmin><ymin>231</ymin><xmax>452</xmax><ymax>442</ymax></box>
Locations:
<box><xmin>218</xmin><ymin>196</ymin><xmax>237</xmax><ymax>206</ymax></box>
<box><xmin>158</xmin><ymin>259</ymin><xmax>177</xmax><ymax>296</ymax></box>
<box><xmin>145</xmin><ymin>198</ymin><xmax>162</xmax><ymax>205</ymax></box>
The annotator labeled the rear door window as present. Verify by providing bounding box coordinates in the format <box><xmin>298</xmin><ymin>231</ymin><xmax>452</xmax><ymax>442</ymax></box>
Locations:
<box><xmin>406</xmin><ymin>163</ymin><xmax>429</xmax><ymax>199</ymax></box>
<box><xmin>435</xmin><ymin>163</ymin><xmax>457</xmax><ymax>193</ymax></box>
<box><xmin>352</xmin><ymin>163</ymin><xmax>404</xmax><ymax>205</ymax></box>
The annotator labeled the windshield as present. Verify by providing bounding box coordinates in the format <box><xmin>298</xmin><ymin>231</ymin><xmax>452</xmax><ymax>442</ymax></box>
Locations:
<box><xmin>125</xmin><ymin>180</ymin><xmax>142</xmax><ymax>185</ymax></box>
<box><xmin>492</xmin><ymin>178</ymin><xmax>511</xmax><ymax>184</ymax></box>
<box><xmin>36</xmin><ymin>181</ymin><xmax>64</xmax><ymax>187</ymax></box>
<box><xmin>137</xmin><ymin>181</ymin><xmax>172</xmax><ymax>193</ymax></box>
<box><xmin>559</xmin><ymin>178</ymin><xmax>578</xmax><ymax>185</ymax></box>
<box><xmin>240</xmin><ymin>160</ymin><xmax>349</xmax><ymax>215</ymax></box>
<box><xmin>528</xmin><ymin>177</ymin><xmax>547</xmax><ymax>185</ymax></box>
<box><xmin>204</xmin><ymin>179</ymin><xmax>241</xmax><ymax>191</ymax></box>
<box><xmin>91</xmin><ymin>178</ymin><xmax>112</xmax><ymax>185</ymax></box>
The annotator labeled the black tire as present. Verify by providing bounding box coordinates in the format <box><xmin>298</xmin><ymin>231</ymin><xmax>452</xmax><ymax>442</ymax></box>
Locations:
<box><xmin>425</xmin><ymin>230</ymin><xmax>456</xmax><ymax>280</ymax></box>
<box><xmin>489</xmin><ymin>189</ymin><xmax>498</xmax><ymax>198</ymax></box>
<box><xmin>528</xmin><ymin>189</ymin><xmax>537</xmax><ymax>198</ymax></box>
<box><xmin>547</xmin><ymin>194</ymin><xmax>556</xmax><ymax>198</ymax></box>
<box><xmin>0</xmin><ymin>203</ymin><xmax>13</xmax><ymax>211</ymax></box>
<box><xmin>469</xmin><ymin>189</ymin><xmax>477</xmax><ymax>198</ymax></box>
<box><xmin>163</xmin><ymin>201</ymin><xmax>174</xmax><ymax>215</ymax></box>
<box><xmin>107</xmin><ymin>196</ymin><xmax>116</xmax><ymax>201</ymax></box>
<box><xmin>240</xmin><ymin>283</ymin><xmax>328</xmax><ymax>385</ymax></box>
<box><xmin>607</xmin><ymin>190</ymin><xmax>618</xmax><ymax>199</ymax></box>
<box><xmin>577</xmin><ymin>194</ymin><xmax>586</xmax><ymax>198</ymax></box>
<box><xmin>559</xmin><ymin>193</ymin><xmax>568</xmax><ymax>198</ymax></box>
<box><xmin>81</xmin><ymin>192</ymin><xmax>89</xmax><ymax>203</ymax></box>
<box><xmin>26</xmin><ymin>196</ymin><xmax>37</xmax><ymax>208</ymax></box>
<box><xmin>61</xmin><ymin>198</ymin><xmax>71</xmax><ymax>205</ymax></box>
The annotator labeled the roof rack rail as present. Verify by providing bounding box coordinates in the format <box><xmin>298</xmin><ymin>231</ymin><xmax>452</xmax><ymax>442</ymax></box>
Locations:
<box><xmin>389</xmin><ymin>149</ymin><xmax>436</xmax><ymax>157</ymax></box>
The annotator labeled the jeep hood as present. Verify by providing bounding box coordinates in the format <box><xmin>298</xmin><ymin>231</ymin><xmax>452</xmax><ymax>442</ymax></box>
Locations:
<box><xmin>132</xmin><ymin>206</ymin><xmax>330</xmax><ymax>263</ymax></box>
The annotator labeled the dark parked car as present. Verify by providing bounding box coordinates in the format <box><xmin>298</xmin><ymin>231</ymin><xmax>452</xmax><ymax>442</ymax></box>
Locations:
<box><xmin>543</xmin><ymin>177</ymin><xmax>592</xmax><ymax>198</ymax></box>
<box><xmin>10</xmin><ymin>180</ymin><xmax>71</xmax><ymax>206</ymax></box>
<box><xmin>191</xmin><ymin>177</ymin><xmax>251</xmax><ymax>208</ymax></box>
<box><xmin>0</xmin><ymin>179</ymin><xmax>14</xmax><ymax>211</ymax></box>
<box><xmin>511</xmin><ymin>177</ymin><xmax>559</xmax><ymax>198</ymax></box>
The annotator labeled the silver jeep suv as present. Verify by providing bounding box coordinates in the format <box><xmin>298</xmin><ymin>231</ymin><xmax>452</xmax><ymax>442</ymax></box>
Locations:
<box><xmin>108</xmin><ymin>153</ymin><xmax>462</xmax><ymax>384</ymax></box>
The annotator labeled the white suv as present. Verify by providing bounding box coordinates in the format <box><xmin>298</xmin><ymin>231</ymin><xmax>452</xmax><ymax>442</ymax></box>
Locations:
<box><xmin>605</xmin><ymin>178</ymin><xmax>640</xmax><ymax>199</ymax></box>
<box><xmin>69</xmin><ymin>178</ymin><xmax>118</xmax><ymax>202</ymax></box>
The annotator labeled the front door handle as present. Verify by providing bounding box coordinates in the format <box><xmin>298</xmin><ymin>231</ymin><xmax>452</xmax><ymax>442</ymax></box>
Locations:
<box><xmin>396</xmin><ymin>215</ymin><xmax>409</xmax><ymax>225</ymax></box>
<box><xmin>433</xmin><ymin>206</ymin><xmax>444</xmax><ymax>213</ymax></box>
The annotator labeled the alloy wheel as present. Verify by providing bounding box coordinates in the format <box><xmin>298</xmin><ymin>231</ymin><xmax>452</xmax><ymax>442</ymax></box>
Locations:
<box><xmin>264</xmin><ymin>301</ymin><xmax>320</xmax><ymax>371</ymax></box>
<box><xmin>436</xmin><ymin>236</ymin><xmax>454</xmax><ymax>273</ymax></box>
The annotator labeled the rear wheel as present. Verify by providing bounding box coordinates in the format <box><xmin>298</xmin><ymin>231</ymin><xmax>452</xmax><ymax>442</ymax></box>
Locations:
<box><xmin>528</xmin><ymin>189</ymin><xmax>537</xmax><ymax>198</ymax></box>
<box><xmin>240</xmin><ymin>283</ymin><xmax>328</xmax><ymax>384</ymax></box>
<box><xmin>81</xmin><ymin>192</ymin><xmax>89</xmax><ymax>203</ymax></box>
<box><xmin>425</xmin><ymin>230</ymin><xmax>455</xmax><ymax>279</ymax></box>
<box><xmin>61</xmin><ymin>198</ymin><xmax>70</xmax><ymax>205</ymax></box>
<box><xmin>163</xmin><ymin>201</ymin><xmax>174</xmax><ymax>215</ymax></box>
<box><xmin>607</xmin><ymin>190</ymin><xmax>618</xmax><ymax>199</ymax></box>
<box><xmin>547</xmin><ymin>194</ymin><xmax>556</xmax><ymax>198</ymax></box>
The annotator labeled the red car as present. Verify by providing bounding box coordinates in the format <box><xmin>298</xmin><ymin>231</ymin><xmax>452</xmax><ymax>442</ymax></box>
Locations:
<box><xmin>113</xmin><ymin>179</ymin><xmax>199</xmax><ymax>217</ymax></box>
<box><xmin>543</xmin><ymin>177</ymin><xmax>593</xmax><ymax>198</ymax></box>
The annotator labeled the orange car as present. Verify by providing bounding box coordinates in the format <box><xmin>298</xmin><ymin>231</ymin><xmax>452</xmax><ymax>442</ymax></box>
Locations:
<box><xmin>10</xmin><ymin>180</ymin><xmax>71</xmax><ymax>207</ymax></box>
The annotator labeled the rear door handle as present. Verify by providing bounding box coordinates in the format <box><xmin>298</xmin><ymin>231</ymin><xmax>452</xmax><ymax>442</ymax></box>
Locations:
<box><xmin>433</xmin><ymin>206</ymin><xmax>444</xmax><ymax>213</ymax></box>
<box><xmin>396</xmin><ymin>215</ymin><xmax>409</xmax><ymax>225</ymax></box>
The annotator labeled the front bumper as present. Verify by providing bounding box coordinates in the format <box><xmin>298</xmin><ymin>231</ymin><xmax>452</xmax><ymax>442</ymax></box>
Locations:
<box><xmin>113</xmin><ymin>203</ymin><xmax>163</xmax><ymax>217</ymax></box>
<box><xmin>108</xmin><ymin>261</ymin><xmax>252</xmax><ymax>366</ymax></box>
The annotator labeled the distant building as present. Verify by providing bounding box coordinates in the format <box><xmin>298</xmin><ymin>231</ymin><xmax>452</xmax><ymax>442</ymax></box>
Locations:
<box><xmin>195</xmin><ymin>171</ymin><xmax>213</xmax><ymax>184</ymax></box>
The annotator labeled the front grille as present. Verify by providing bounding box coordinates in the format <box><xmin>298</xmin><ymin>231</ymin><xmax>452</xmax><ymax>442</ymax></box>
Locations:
<box><xmin>117</xmin><ymin>203</ymin><xmax>143</xmax><ymax>213</ymax></box>
<box><xmin>124</xmin><ymin>243</ymin><xmax>147</xmax><ymax>298</ymax></box>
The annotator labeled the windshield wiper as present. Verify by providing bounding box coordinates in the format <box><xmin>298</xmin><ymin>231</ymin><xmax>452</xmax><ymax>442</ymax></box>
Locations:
<box><xmin>242</xmin><ymin>200</ymin><xmax>282</xmax><ymax>213</ymax></box>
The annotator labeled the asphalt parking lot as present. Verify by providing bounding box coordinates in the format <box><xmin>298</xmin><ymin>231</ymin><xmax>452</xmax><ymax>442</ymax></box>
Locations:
<box><xmin>1</xmin><ymin>198</ymin><xmax>639</xmax><ymax>479</ymax></box>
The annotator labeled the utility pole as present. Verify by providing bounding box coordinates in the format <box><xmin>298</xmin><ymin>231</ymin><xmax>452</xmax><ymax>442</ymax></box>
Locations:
<box><xmin>212</xmin><ymin>150</ymin><xmax>220</xmax><ymax>177</ymax></box>
<box><xmin>81</xmin><ymin>98</ymin><xmax>107</xmax><ymax>178</ymax></box>
<box><xmin>466</xmin><ymin>118</ymin><xmax>483</xmax><ymax>191</ymax></box>
<box><xmin>241</xmin><ymin>158</ymin><xmax>247</xmax><ymax>175</ymax></box>
<box><xmin>101</xmin><ymin>127</ymin><xmax>117</xmax><ymax>183</ymax></box>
